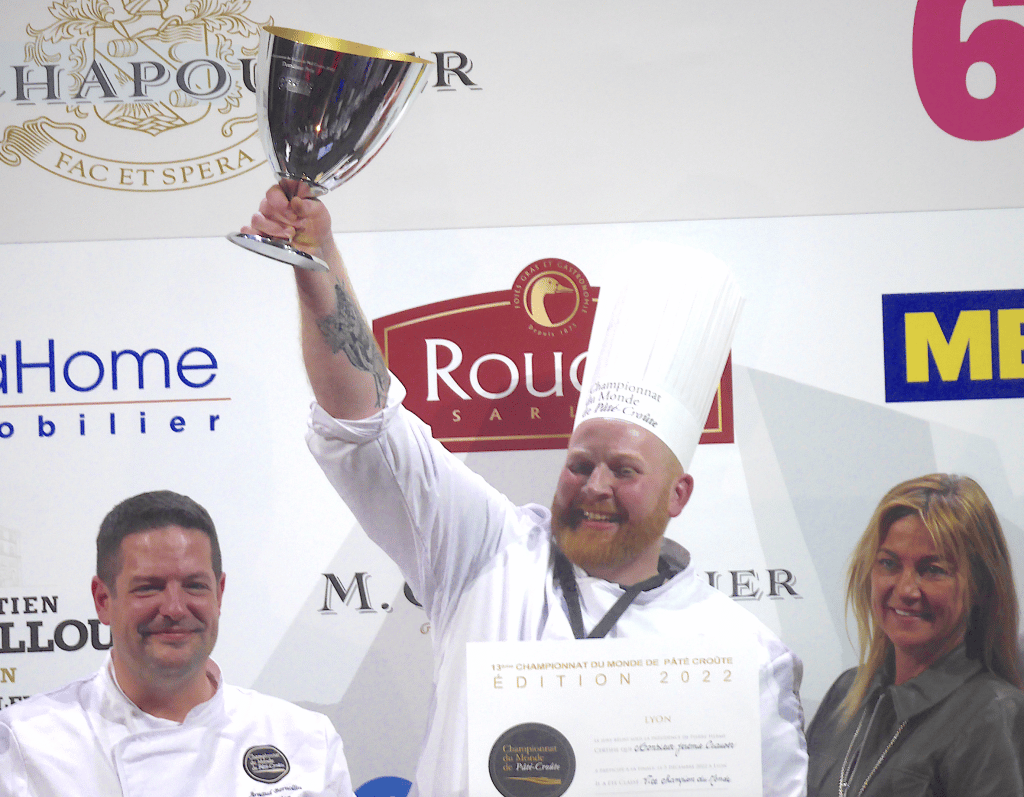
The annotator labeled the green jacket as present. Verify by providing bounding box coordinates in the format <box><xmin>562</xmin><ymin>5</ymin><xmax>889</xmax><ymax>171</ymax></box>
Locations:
<box><xmin>807</xmin><ymin>645</ymin><xmax>1024</xmax><ymax>796</ymax></box>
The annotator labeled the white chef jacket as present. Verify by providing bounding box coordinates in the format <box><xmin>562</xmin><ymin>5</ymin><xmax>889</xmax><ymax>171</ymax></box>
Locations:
<box><xmin>307</xmin><ymin>380</ymin><xmax>807</xmax><ymax>797</ymax></box>
<box><xmin>0</xmin><ymin>657</ymin><xmax>355</xmax><ymax>797</ymax></box>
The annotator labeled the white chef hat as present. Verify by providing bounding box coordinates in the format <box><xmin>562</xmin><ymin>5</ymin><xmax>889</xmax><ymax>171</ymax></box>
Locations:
<box><xmin>574</xmin><ymin>241</ymin><xmax>744</xmax><ymax>470</ymax></box>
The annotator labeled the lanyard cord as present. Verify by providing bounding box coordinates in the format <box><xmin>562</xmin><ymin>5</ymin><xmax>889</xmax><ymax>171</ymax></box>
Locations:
<box><xmin>553</xmin><ymin>548</ymin><xmax>670</xmax><ymax>639</ymax></box>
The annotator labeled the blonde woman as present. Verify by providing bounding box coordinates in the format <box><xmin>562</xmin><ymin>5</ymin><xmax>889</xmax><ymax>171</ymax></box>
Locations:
<box><xmin>806</xmin><ymin>474</ymin><xmax>1024</xmax><ymax>796</ymax></box>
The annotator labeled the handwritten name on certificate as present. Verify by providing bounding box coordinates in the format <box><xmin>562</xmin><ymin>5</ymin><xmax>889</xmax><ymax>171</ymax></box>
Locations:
<box><xmin>466</xmin><ymin>637</ymin><xmax>761</xmax><ymax>796</ymax></box>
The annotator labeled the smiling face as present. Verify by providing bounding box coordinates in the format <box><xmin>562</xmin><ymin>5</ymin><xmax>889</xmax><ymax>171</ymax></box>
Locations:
<box><xmin>550</xmin><ymin>419</ymin><xmax>692</xmax><ymax>584</ymax></box>
<box><xmin>92</xmin><ymin>525</ymin><xmax>225</xmax><ymax>704</ymax></box>
<box><xmin>870</xmin><ymin>513</ymin><xmax>969</xmax><ymax>683</ymax></box>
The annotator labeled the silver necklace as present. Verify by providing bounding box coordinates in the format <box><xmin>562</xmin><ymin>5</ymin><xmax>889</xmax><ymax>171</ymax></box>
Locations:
<box><xmin>838</xmin><ymin>694</ymin><xmax>908</xmax><ymax>797</ymax></box>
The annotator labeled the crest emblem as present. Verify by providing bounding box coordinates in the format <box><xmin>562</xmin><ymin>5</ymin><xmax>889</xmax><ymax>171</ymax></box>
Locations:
<box><xmin>1</xmin><ymin>1</ymin><xmax>270</xmax><ymax>190</ymax></box>
<box><xmin>511</xmin><ymin>259</ymin><xmax>593</xmax><ymax>337</ymax></box>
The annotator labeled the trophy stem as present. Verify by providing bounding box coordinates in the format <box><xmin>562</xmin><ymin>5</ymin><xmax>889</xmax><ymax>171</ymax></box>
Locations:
<box><xmin>279</xmin><ymin>177</ymin><xmax>328</xmax><ymax>202</ymax></box>
<box><xmin>226</xmin><ymin>232</ymin><xmax>329</xmax><ymax>272</ymax></box>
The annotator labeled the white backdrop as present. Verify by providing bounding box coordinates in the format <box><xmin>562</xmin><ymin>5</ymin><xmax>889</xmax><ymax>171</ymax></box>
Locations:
<box><xmin>2</xmin><ymin>1</ymin><xmax>1024</xmax><ymax>794</ymax></box>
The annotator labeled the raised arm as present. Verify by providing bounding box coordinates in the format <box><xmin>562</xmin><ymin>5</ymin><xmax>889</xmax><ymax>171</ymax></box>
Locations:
<box><xmin>242</xmin><ymin>185</ymin><xmax>389</xmax><ymax>419</ymax></box>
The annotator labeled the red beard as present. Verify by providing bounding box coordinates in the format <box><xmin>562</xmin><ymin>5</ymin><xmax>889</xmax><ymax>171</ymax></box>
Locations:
<box><xmin>550</xmin><ymin>486</ymin><xmax>672</xmax><ymax>576</ymax></box>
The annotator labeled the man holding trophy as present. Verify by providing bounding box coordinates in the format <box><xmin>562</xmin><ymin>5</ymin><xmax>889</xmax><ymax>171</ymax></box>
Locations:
<box><xmin>241</xmin><ymin>201</ymin><xmax>807</xmax><ymax>797</ymax></box>
<box><xmin>236</xmin><ymin>21</ymin><xmax>806</xmax><ymax>797</ymax></box>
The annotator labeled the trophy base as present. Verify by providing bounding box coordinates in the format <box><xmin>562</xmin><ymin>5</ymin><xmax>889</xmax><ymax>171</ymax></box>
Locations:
<box><xmin>227</xmin><ymin>232</ymin><xmax>329</xmax><ymax>272</ymax></box>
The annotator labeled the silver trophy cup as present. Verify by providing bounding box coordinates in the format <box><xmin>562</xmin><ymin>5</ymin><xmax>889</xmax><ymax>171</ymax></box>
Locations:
<box><xmin>229</xmin><ymin>27</ymin><xmax>430</xmax><ymax>271</ymax></box>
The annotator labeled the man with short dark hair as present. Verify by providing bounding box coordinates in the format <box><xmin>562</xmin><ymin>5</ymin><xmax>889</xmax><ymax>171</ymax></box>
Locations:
<box><xmin>0</xmin><ymin>490</ymin><xmax>355</xmax><ymax>797</ymax></box>
<box><xmin>95</xmin><ymin>489</ymin><xmax>221</xmax><ymax>586</ymax></box>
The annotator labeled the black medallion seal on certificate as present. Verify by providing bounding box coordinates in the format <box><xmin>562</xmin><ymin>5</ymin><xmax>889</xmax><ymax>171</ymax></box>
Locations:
<box><xmin>488</xmin><ymin>722</ymin><xmax>576</xmax><ymax>797</ymax></box>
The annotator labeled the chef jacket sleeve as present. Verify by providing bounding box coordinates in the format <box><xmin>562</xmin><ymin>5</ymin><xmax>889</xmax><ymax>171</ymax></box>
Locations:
<box><xmin>0</xmin><ymin>718</ymin><xmax>29</xmax><ymax>796</ymax></box>
<box><xmin>306</xmin><ymin>378</ymin><xmax>518</xmax><ymax>625</ymax></box>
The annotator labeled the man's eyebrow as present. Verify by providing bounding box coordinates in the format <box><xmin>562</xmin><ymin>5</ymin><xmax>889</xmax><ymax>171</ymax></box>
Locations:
<box><xmin>126</xmin><ymin>575</ymin><xmax>163</xmax><ymax>586</ymax></box>
<box><xmin>126</xmin><ymin>572</ymin><xmax>213</xmax><ymax>584</ymax></box>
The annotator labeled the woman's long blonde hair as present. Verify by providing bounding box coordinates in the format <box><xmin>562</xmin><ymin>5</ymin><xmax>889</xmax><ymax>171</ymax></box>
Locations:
<box><xmin>841</xmin><ymin>474</ymin><xmax>1021</xmax><ymax>720</ymax></box>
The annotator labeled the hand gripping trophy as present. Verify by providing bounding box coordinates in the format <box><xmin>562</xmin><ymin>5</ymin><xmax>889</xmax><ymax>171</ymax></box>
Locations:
<box><xmin>228</xmin><ymin>27</ymin><xmax>429</xmax><ymax>271</ymax></box>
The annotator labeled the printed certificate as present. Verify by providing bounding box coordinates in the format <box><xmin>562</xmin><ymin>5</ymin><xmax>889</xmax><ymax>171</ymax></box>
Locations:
<box><xmin>466</xmin><ymin>637</ymin><xmax>761</xmax><ymax>796</ymax></box>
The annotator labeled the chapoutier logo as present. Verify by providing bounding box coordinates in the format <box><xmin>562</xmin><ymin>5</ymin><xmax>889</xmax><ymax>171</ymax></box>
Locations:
<box><xmin>0</xmin><ymin>0</ymin><xmax>268</xmax><ymax>192</ymax></box>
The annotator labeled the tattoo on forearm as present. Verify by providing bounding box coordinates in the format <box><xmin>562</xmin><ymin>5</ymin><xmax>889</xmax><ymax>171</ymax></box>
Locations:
<box><xmin>317</xmin><ymin>282</ymin><xmax>391</xmax><ymax>408</ymax></box>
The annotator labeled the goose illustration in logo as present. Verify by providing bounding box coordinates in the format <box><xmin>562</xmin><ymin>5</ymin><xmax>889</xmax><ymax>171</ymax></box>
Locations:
<box><xmin>525</xmin><ymin>274</ymin><xmax>576</xmax><ymax>328</ymax></box>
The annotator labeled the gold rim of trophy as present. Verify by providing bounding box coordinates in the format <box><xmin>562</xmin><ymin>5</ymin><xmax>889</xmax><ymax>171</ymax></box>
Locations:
<box><xmin>265</xmin><ymin>26</ymin><xmax>432</xmax><ymax>64</ymax></box>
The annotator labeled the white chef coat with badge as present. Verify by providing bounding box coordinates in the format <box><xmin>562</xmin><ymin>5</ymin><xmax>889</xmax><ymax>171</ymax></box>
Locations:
<box><xmin>306</xmin><ymin>379</ymin><xmax>807</xmax><ymax>797</ymax></box>
<box><xmin>0</xmin><ymin>657</ymin><xmax>355</xmax><ymax>797</ymax></box>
